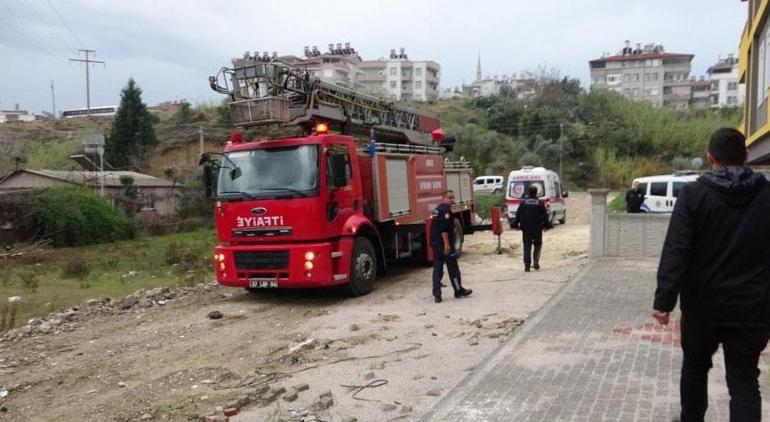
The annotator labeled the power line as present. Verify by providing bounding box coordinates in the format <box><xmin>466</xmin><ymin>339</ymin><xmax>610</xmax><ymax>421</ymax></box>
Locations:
<box><xmin>69</xmin><ymin>49</ymin><xmax>106</xmax><ymax>115</ymax></box>
<box><xmin>44</xmin><ymin>0</ymin><xmax>84</xmax><ymax>47</ymax></box>
<box><xmin>0</xmin><ymin>0</ymin><xmax>66</xmax><ymax>59</ymax></box>
<box><xmin>17</xmin><ymin>0</ymin><xmax>77</xmax><ymax>53</ymax></box>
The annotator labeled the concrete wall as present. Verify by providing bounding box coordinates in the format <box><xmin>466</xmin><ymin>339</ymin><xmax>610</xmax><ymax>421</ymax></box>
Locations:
<box><xmin>589</xmin><ymin>189</ymin><xmax>671</xmax><ymax>258</ymax></box>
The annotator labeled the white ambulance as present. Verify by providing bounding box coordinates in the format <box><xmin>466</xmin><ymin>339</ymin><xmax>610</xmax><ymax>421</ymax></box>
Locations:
<box><xmin>505</xmin><ymin>166</ymin><xmax>568</xmax><ymax>228</ymax></box>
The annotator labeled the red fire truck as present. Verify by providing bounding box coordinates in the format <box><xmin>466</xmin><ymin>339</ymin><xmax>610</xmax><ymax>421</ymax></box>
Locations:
<box><xmin>202</xmin><ymin>55</ymin><xmax>479</xmax><ymax>295</ymax></box>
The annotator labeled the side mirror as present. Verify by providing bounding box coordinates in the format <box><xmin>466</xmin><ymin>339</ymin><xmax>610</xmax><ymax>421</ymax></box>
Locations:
<box><xmin>230</xmin><ymin>167</ymin><xmax>242</xmax><ymax>180</ymax></box>
<box><xmin>203</xmin><ymin>165</ymin><xmax>214</xmax><ymax>198</ymax></box>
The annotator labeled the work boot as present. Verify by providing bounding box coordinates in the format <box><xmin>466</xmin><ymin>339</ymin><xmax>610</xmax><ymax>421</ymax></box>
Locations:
<box><xmin>434</xmin><ymin>296</ymin><xmax>442</xmax><ymax>303</ymax></box>
<box><xmin>454</xmin><ymin>288</ymin><xmax>473</xmax><ymax>298</ymax></box>
<box><xmin>524</xmin><ymin>265</ymin><xmax>530</xmax><ymax>272</ymax></box>
<box><xmin>533</xmin><ymin>262</ymin><xmax>540</xmax><ymax>270</ymax></box>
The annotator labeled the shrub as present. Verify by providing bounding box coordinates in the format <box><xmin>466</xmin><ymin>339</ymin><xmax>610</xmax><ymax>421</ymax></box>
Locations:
<box><xmin>62</xmin><ymin>259</ymin><xmax>90</xmax><ymax>280</ymax></box>
<box><xmin>21</xmin><ymin>188</ymin><xmax>136</xmax><ymax>247</ymax></box>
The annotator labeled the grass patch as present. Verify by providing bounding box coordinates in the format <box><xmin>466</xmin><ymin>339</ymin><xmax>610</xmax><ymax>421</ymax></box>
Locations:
<box><xmin>609</xmin><ymin>192</ymin><xmax>627</xmax><ymax>213</ymax></box>
<box><xmin>0</xmin><ymin>228</ymin><xmax>216</xmax><ymax>328</ymax></box>
<box><xmin>474</xmin><ymin>192</ymin><xmax>506</xmax><ymax>219</ymax></box>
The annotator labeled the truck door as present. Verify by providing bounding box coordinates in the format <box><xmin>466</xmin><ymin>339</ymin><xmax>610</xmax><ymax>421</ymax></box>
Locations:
<box><xmin>325</xmin><ymin>143</ymin><xmax>357</xmax><ymax>232</ymax></box>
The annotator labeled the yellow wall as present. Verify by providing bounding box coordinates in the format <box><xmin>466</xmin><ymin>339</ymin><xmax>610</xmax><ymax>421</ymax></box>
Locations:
<box><xmin>742</xmin><ymin>0</ymin><xmax>770</xmax><ymax>147</ymax></box>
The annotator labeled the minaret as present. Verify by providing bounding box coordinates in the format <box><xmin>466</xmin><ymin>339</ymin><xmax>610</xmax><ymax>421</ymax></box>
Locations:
<box><xmin>476</xmin><ymin>52</ymin><xmax>482</xmax><ymax>82</ymax></box>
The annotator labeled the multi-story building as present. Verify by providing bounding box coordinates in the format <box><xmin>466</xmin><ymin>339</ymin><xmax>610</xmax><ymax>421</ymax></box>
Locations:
<box><xmin>358</xmin><ymin>48</ymin><xmax>441</xmax><ymax>102</ymax></box>
<box><xmin>690</xmin><ymin>77</ymin><xmax>712</xmax><ymax>110</ymax></box>
<box><xmin>301</xmin><ymin>43</ymin><xmax>364</xmax><ymax>89</ymax></box>
<box><xmin>739</xmin><ymin>0</ymin><xmax>770</xmax><ymax>163</ymax></box>
<box><xmin>589</xmin><ymin>41</ymin><xmax>694</xmax><ymax>109</ymax></box>
<box><xmin>707</xmin><ymin>54</ymin><xmax>744</xmax><ymax>108</ymax></box>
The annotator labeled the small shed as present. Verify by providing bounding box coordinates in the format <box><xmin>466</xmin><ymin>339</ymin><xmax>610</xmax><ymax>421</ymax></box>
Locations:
<box><xmin>0</xmin><ymin>169</ymin><xmax>182</xmax><ymax>217</ymax></box>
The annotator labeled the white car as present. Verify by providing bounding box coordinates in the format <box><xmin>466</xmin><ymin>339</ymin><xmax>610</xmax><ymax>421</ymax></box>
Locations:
<box><xmin>473</xmin><ymin>175</ymin><xmax>504</xmax><ymax>194</ymax></box>
<box><xmin>632</xmin><ymin>172</ymin><xmax>699</xmax><ymax>213</ymax></box>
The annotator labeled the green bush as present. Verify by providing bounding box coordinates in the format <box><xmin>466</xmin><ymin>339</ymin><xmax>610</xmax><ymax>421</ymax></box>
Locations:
<box><xmin>474</xmin><ymin>192</ymin><xmax>506</xmax><ymax>220</ymax></box>
<box><xmin>609</xmin><ymin>193</ymin><xmax>627</xmax><ymax>213</ymax></box>
<box><xmin>22</xmin><ymin>187</ymin><xmax>136</xmax><ymax>247</ymax></box>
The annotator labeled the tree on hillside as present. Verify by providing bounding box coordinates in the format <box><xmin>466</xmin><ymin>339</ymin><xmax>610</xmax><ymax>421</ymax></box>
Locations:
<box><xmin>105</xmin><ymin>79</ymin><xmax>157</xmax><ymax>169</ymax></box>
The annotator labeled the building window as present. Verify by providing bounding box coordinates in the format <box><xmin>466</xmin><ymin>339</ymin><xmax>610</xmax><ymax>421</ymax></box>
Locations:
<box><xmin>624</xmin><ymin>74</ymin><xmax>631</xmax><ymax>82</ymax></box>
<box><xmin>390</xmin><ymin>81</ymin><xmax>397</xmax><ymax>89</ymax></box>
<box><xmin>632</xmin><ymin>88</ymin><xmax>639</xmax><ymax>97</ymax></box>
<box><xmin>415</xmin><ymin>68</ymin><xmax>422</xmax><ymax>76</ymax></box>
<box><xmin>727</xmin><ymin>81</ymin><xmax>738</xmax><ymax>90</ymax></box>
<box><xmin>651</xmin><ymin>88</ymin><xmax>659</xmax><ymax>96</ymax></box>
<box><xmin>728</xmin><ymin>96</ymin><xmax>738</xmax><ymax>105</ymax></box>
<box><xmin>644</xmin><ymin>73</ymin><xmax>651</xmax><ymax>81</ymax></box>
<box><xmin>623</xmin><ymin>88</ymin><xmax>631</xmax><ymax>95</ymax></box>
<box><xmin>390</xmin><ymin>67</ymin><xmax>397</xmax><ymax>76</ymax></box>
<box><xmin>415</xmin><ymin>81</ymin><xmax>422</xmax><ymax>89</ymax></box>
<box><xmin>633</xmin><ymin>74</ymin><xmax>640</xmax><ymax>82</ymax></box>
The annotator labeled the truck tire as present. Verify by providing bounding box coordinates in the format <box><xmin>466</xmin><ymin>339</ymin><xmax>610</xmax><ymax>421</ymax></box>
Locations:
<box><xmin>344</xmin><ymin>237</ymin><xmax>377</xmax><ymax>296</ymax></box>
<box><xmin>558</xmin><ymin>211</ymin><xmax>566</xmax><ymax>225</ymax></box>
<box><xmin>453</xmin><ymin>218</ymin><xmax>464</xmax><ymax>257</ymax></box>
<box><xmin>548</xmin><ymin>212</ymin><xmax>556</xmax><ymax>227</ymax></box>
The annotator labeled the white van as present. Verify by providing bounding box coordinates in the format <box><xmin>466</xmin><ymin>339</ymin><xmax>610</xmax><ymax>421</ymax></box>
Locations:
<box><xmin>473</xmin><ymin>175</ymin><xmax>504</xmax><ymax>194</ymax></box>
<box><xmin>505</xmin><ymin>166</ymin><xmax>568</xmax><ymax>228</ymax></box>
<box><xmin>632</xmin><ymin>172</ymin><xmax>699</xmax><ymax>213</ymax></box>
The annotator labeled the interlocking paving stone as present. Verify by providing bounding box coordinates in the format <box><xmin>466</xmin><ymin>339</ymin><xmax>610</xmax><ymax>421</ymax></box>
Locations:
<box><xmin>422</xmin><ymin>258</ymin><xmax>770</xmax><ymax>421</ymax></box>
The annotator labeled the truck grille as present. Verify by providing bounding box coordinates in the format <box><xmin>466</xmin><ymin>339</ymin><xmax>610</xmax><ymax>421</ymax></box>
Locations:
<box><xmin>233</xmin><ymin>251</ymin><xmax>289</xmax><ymax>270</ymax></box>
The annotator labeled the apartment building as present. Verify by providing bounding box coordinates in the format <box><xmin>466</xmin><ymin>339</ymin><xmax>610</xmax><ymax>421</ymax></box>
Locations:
<box><xmin>589</xmin><ymin>41</ymin><xmax>694</xmax><ymax>109</ymax></box>
<box><xmin>739</xmin><ymin>0</ymin><xmax>770</xmax><ymax>163</ymax></box>
<box><xmin>707</xmin><ymin>54</ymin><xmax>744</xmax><ymax>108</ymax></box>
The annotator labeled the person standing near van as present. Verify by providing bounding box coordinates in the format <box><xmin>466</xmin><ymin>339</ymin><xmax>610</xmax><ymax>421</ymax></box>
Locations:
<box><xmin>513</xmin><ymin>185</ymin><xmax>551</xmax><ymax>272</ymax></box>
<box><xmin>652</xmin><ymin>128</ymin><xmax>770</xmax><ymax>422</ymax></box>
<box><xmin>431</xmin><ymin>190</ymin><xmax>473</xmax><ymax>303</ymax></box>
<box><xmin>626</xmin><ymin>181</ymin><xmax>645</xmax><ymax>213</ymax></box>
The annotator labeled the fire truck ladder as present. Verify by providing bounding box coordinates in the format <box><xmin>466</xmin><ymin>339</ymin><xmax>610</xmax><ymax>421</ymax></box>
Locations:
<box><xmin>209</xmin><ymin>58</ymin><xmax>441</xmax><ymax>146</ymax></box>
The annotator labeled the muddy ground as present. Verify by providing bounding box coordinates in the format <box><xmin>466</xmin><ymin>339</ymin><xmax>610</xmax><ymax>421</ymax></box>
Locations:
<box><xmin>0</xmin><ymin>193</ymin><xmax>591</xmax><ymax>422</ymax></box>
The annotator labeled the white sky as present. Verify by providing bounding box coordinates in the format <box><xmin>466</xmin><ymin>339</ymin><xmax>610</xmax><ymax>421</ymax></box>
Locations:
<box><xmin>0</xmin><ymin>0</ymin><xmax>747</xmax><ymax>114</ymax></box>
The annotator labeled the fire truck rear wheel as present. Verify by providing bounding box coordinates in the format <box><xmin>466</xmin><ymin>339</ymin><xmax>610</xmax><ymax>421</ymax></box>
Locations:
<box><xmin>558</xmin><ymin>211</ymin><xmax>566</xmax><ymax>225</ymax></box>
<box><xmin>344</xmin><ymin>237</ymin><xmax>377</xmax><ymax>296</ymax></box>
<box><xmin>453</xmin><ymin>218</ymin><xmax>464</xmax><ymax>257</ymax></box>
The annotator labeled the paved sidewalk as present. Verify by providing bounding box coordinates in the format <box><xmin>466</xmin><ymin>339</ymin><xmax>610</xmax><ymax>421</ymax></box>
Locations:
<box><xmin>422</xmin><ymin>258</ymin><xmax>770</xmax><ymax>421</ymax></box>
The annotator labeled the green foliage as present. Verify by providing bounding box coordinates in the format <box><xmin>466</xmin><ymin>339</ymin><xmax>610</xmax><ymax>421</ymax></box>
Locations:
<box><xmin>119</xmin><ymin>175</ymin><xmax>138</xmax><ymax>199</ymax></box>
<box><xmin>25</xmin><ymin>139</ymin><xmax>82</xmax><ymax>170</ymax></box>
<box><xmin>609</xmin><ymin>193</ymin><xmax>627</xmax><ymax>213</ymax></box>
<box><xmin>62</xmin><ymin>259</ymin><xmax>90</xmax><ymax>280</ymax></box>
<box><xmin>445</xmin><ymin>84</ymin><xmax>741</xmax><ymax>189</ymax></box>
<box><xmin>474</xmin><ymin>193</ymin><xmax>506</xmax><ymax>220</ymax></box>
<box><xmin>21</xmin><ymin>187</ymin><xmax>136</xmax><ymax>247</ymax></box>
<box><xmin>105</xmin><ymin>78</ymin><xmax>158</xmax><ymax>170</ymax></box>
<box><xmin>217</xmin><ymin>99</ymin><xmax>232</xmax><ymax>126</ymax></box>
<box><xmin>173</xmin><ymin>101</ymin><xmax>192</xmax><ymax>126</ymax></box>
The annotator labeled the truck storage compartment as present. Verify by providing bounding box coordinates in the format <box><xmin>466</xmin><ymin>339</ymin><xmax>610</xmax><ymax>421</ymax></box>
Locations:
<box><xmin>385</xmin><ymin>157</ymin><xmax>411</xmax><ymax>217</ymax></box>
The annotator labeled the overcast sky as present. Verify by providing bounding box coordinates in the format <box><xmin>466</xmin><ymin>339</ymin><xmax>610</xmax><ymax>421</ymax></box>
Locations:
<box><xmin>0</xmin><ymin>0</ymin><xmax>747</xmax><ymax>114</ymax></box>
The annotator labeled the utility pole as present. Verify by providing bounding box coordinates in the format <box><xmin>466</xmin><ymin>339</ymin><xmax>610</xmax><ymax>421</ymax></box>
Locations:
<box><xmin>50</xmin><ymin>80</ymin><xmax>56</xmax><ymax>118</ymax></box>
<box><xmin>559</xmin><ymin>123</ymin><xmax>564</xmax><ymax>177</ymax></box>
<box><xmin>199</xmin><ymin>125</ymin><xmax>204</xmax><ymax>156</ymax></box>
<box><xmin>69</xmin><ymin>49</ymin><xmax>105</xmax><ymax>115</ymax></box>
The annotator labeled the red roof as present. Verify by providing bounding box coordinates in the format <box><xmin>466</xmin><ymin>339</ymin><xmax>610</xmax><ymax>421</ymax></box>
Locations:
<box><xmin>591</xmin><ymin>52</ymin><xmax>693</xmax><ymax>64</ymax></box>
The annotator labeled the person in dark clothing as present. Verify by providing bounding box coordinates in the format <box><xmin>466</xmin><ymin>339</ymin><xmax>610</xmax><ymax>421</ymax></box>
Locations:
<box><xmin>430</xmin><ymin>190</ymin><xmax>472</xmax><ymax>303</ymax></box>
<box><xmin>513</xmin><ymin>185</ymin><xmax>551</xmax><ymax>272</ymax></box>
<box><xmin>653</xmin><ymin>128</ymin><xmax>770</xmax><ymax>422</ymax></box>
<box><xmin>626</xmin><ymin>181</ymin><xmax>646</xmax><ymax>213</ymax></box>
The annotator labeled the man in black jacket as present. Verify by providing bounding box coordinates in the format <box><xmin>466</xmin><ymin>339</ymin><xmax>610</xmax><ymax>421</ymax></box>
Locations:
<box><xmin>653</xmin><ymin>128</ymin><xmax>770</xmax><ymax>422</ymax></box>
<box><xmin>513</xmin><ymin>185</ymin><xmax>551</xmax><ymax>272</ymax></box>
<box><xmin>626</xmin><ymin>181</ymin><xmax>645</xmax><ymax>213</ymax></box>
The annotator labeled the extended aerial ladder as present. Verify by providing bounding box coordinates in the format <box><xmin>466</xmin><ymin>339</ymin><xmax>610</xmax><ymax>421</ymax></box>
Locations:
<box><xmin>208</xmin><ymin>55</ymin><xmax>447</xmax><ymax>147</ymax></box>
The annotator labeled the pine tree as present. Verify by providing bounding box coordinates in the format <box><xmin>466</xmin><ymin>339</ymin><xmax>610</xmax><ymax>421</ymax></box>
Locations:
<box><xmin>105</xmin><ymin>79</ymin><xmax>157</xmax><ymax>169</ymax></box>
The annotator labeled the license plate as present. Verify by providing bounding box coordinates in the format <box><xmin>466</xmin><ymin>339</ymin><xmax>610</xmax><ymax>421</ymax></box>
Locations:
<box><xmin>248</xmin><ymin>279</ymin><xmax>278</xmax><ymax>288</ymax></box>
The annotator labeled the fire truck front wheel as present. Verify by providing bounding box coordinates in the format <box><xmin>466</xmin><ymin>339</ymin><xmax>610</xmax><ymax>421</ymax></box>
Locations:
<box><xmin>344</xmin><ymin>237</ymin><xmax>377</xmax><ymax>296</ymax></box>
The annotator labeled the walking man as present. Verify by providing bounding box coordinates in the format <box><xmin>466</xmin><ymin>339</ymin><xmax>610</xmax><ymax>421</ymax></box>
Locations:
<box><xmin>431</xmin><ymin>190</ymin><xmax>472</xmax><ymax>303</ymax></box>
<box><xmin>653</xmin><ymin>128</ymin><xmax>770</xmax><ymax>422</ymax></box>
<box><xmin>626</xmin><ymin>181</ymin><xmax>646</xmax><ymax>213</ymax></box>
<box><xmin>513</xmin><ymin>185</ymin><xmax>551</xmax><ymax>272</ymax></box>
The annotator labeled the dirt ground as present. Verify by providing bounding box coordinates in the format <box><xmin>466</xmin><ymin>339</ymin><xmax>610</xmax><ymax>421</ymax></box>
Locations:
<box><xmin>0</xmin><ymin>193</ymin><xmax>591</xmax><ymax>422</ymax></box>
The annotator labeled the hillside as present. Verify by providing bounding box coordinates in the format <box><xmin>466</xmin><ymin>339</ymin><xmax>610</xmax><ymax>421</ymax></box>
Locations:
<box><xmin>0</xmin><ymin>88</ymin><xmax>742</xmax><ymax>188</ymax></box>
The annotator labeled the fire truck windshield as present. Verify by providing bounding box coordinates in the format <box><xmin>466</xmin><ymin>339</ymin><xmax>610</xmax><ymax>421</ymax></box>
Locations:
<box><xmin>217</xmin><ymin>145</ymin><xmax>320</xmax><ymax>199</ymax></box>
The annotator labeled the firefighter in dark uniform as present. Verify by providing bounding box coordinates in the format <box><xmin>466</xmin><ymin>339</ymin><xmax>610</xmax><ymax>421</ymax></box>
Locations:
<box><xmin>431</xmin><ymin>190</ymin><xmax>473</xmax><ymax>303</ymax></box>
<box><xmin>513</xmin><ymin>185</ymin><xmax>552</xmax><ymax>272</ymax></box>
